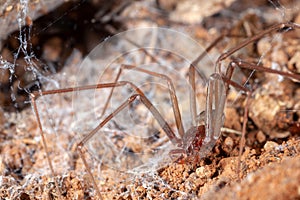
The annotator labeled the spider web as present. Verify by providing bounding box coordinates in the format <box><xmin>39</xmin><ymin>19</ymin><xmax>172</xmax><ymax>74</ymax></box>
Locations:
<box><xmin>0</xmin><ymin>0</ymin><xmax>62</xmax><ymax>111</ymax></box>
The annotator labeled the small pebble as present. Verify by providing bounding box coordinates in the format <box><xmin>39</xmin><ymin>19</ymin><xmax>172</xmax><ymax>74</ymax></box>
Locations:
<box><xmin>222</xmin><ymin>136</ymin><xmax>234</xmax><ymax>154</ymax></box>
<box><xmin>196</xmin><ymin>166</ymin><xmax>212</xmax><ymax>179</ymax></box>
<box><xmin>196</xmin><ymin>166</ymin><xmax>205</xmax><ymax>177</ymax></box>
<box><xmin>264</xmin><ymin>141</ymin><xmax>279</xmax><ymax>151</ymax></box>
<box><xmin>256</xmin><ymin>131</ymin><xmax>266</xmax><ymax>143</ymax></box>
<box><xmin>5</xmin><ymin>5</ymin><xmax>13</xmax><ymax>12</ymax></box>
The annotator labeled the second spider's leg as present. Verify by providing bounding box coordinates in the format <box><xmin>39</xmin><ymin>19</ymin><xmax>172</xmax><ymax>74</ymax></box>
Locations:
<box><xmin>76</xmin><ymin>81</ymin><xmax>181</xmax><ymax>199</ymax></box>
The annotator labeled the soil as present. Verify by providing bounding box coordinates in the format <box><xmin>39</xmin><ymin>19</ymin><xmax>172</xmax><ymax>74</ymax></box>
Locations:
<box><xmin>0</xmin><ymin>0</ymin><xmax>300</xmax><ymax>200</ymax></box>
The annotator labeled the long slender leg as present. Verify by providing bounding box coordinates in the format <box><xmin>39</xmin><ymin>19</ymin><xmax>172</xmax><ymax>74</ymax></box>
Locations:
<box><xmin>227</xmin><ymin>59</ymin><xmax>300</xmax><ymax>179</ymax></box>
<box><xmin>219</xmin><ymin>75</ymin><xmax>251</xmax><ymax>180</ymax></box>
<box><xmin>99</xmin><ymin>29</ymin><xmax>164</xmax><ymax>118</ymax></box>
<box><xmin>101</xmin><ymin>64</ymin><xmax>185</xmax><ymax>138</ymax></box>
<box><xmin>30</xmin><ymin>94</ymin><xmax>63</xmax><ymax>199</ymax></box>
<box><xmin>205</xmin><ymin>73</ymin><xmax>227</xmax><ymax>143</ymax></box>
<box><xmin>30</xmin><ymin>82</ymin><xmax>128</xmax><ymax>199</ymax></box>
<box><xmin>189</xmin><ymin>64</ymin><xmax>204</xmax><ymax>127</ymax></box>
<box><xmin>196</xmin><ymin>72</ymin><xmax>227</xmax><ymax>159</ymax></box>
<box><xmin>30</xmin><ymin>81</ymin><xmax>179</xmax><ymax>199</ymax></box>
<box><xmin>217</xmin><ymin>23</ymin><xmax>300</xmax><ymax>100</ymax></box>
<box><xmin>77</xmin><ymin>82</ymin><xmax>180</xmax><ymax>198</ymax></box>
<box><xmin>216</xmin><ymin>22</ymin><xmax>300</xmax><ymax>71</ymax></box>
<box><xmin>189</xmin><ymin>32</ymin><xmax>247</xmax><ymax>126</ymax></box>
<box><xmin>192</xmin><ymin>23</ymin><xmax>300</xmax><ymax>100</ymax></box>
<box><xmin>231</xmin><ymin>59</ymin><xmax>300</xmax><ymax>81</ymax></box>
<box><xmin>79</xmin><ymin>81</ymin><xmax>180</xmax><ymax>146</ymax></box>
<box><xmin>211</xmin><ymin>22</ymin><xmax>300</xmax><ymax>179</ymax></box>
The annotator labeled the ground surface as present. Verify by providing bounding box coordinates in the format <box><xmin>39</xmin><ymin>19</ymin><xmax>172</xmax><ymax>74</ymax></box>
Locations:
<box><xmin>0</xmin><ymin>0</ymin><xmax>300</xmax><ymax>200</ymax></box>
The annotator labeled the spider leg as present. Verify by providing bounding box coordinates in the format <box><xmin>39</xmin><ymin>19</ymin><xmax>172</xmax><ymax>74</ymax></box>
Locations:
<box><xmin>101</xmin><ymin>64</ymin><xmax>185</xmax><ymax>138</ymax></box>
<box><xmin>75</xmin><ymin>81</ymin><xmax>180</xmax><ymax>198</ymax></box>
<box><xmin>168</xmin><ymin>148</ymin><xmax>186</xmax><ymax>163</ymax></box>
<box><xmin>189</xmin><ymin>31</ymin><xmax>248</xmax><ymax>126</ymax></box>
<box><xmin>212</xmin><ymin>22</ymin><xmax>300</xmax><ymax>180</ymax></box>
<box><xmin>225</xmin><ymin>59</ymin><xmax>300</xmax><ymax>179</ymax></box>
<box><xmin>228</xmin><ymin>59</ymin><xmax>300</xmax><ymax>178</ymax></box>
<box><xmin>100</xmin><ymin>31</ymin><xmax>162</xmax><ymax>119</ymax></box>
<box><xmin>201</xmin><ymin>73</ymin><xmax>226</xmax><ymax>156</ymax></box>
<box><xmin>216</xmin><ymin>22</ymin><xmax>300</xmax><ymax>71</ymax></box>
<box><xmin>30</xmin><ymin>93</ymin><xmax>63</xmax><ymax>199</ymax></box>
<box><xmin>30</xmin><ymin>82</ymin><xmax>128</xmax><ymax>199</ymax></box>
<box><xmin>231</xmin><ymin>59</ymin><xmax>300</xmax><ymax>81</ymax></box>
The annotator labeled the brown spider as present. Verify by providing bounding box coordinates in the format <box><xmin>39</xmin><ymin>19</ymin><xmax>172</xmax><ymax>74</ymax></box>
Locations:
<box><xmin>30</xmin><ymin>22</ymin><xmax>300</xmax><ymax>199</ymax></box>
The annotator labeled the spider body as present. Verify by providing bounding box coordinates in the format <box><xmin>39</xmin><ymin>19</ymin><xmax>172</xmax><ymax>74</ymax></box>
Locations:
<box><xmin>183</xmin><ymin>125</ymin><xmax>206</xmax><ymax>156</ymax></box>
<box><xmin>171</xmin><ymin>125</ymin><xmax>206</xmax><ymax>164</ymax></box>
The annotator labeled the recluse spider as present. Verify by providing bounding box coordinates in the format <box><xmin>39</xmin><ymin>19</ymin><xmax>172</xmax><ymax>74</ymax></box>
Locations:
<box><xmin>30</xmin><ymin>22</ymin><xmax>300</xmax><ymax>199</ymax></box>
